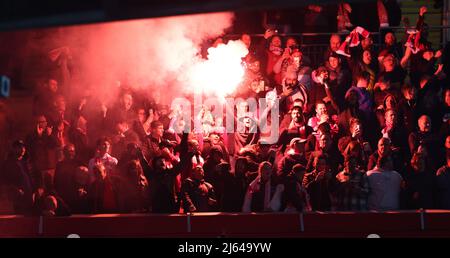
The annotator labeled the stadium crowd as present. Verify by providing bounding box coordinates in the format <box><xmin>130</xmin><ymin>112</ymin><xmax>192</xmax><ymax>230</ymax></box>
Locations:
<box><xmin>1</xmin><ymin>2</ymin><xmax>450</xmax><ymax>216</ymax></box>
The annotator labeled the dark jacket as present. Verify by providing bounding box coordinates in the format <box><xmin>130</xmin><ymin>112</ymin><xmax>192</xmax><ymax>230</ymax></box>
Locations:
<box><xmin>111</xmin><ymin>129</ymin><xmax>140</xmax><ymax>158</ymax></box>
<box><xmin>436</xmin><ymin>165</ymin><xmax>450</xmax><ymax>209</ymax></box>
<box><xmin>277</xmin><ymin>152</ymin><xmax>307</xmax><ymax>178</ymax></box>
<box><xmin>178</xmin><ymin>133</ymin><xmax>204</xmax><ymax>181</ymax></box>
<box><xmin>283</xmin><ymin>173</ymin><xmax>310</xmax><ymax>212</ymax></box>
<box><xmin>397</xmin><ymin>98</ymin><xmax>419</xmax><ymax>135</ymax></box>
<box><xmin>119</xmin><ymin>174</ymin><xmax>150</xmax><ymax>213</ymax></box>
<box><xmin>139</xmin><ymin>154</ymin><xmax>181</xmax><ymax>213</ymax></box>
<box><xmin>367</xmin><ymin>151</ymin><xmax>404</xmax><ymax>176</ymax></box>
<box><xmin>69</xmin><ymin>127</ymin><xmax>91</xmax><ymax>164</ymax></box>
<box><xmin>324</xmin><ymin>62</ymin><xmax>352</xmax><ymax>111</ymax></box>
<box><xmin>142</xmin><ymin>136</ymin><xmax>163</xmax><ymax>162</ymax></box>
<box><xmin>25</xmin><ymin>131</ymin><xmax>59</xmax><ymax>172</ymax></box>
<box><xmin>305</xmin><ymin>170</ymin><xmax>333</xmax><ymax>211</ymax></box>
<box><xmin>408</xmin><ymin>131</ymin><xmax>442</xmax><ymax>166</ymax></box>
<box><xmin>1</xmin><ymin>157</ymin><xmax>35</xmax><ymax>215</ymax></box>
<box><xmin>181</xmin><ymin>178</ymin><xmax>216</xmax><ymax>212</ymax></box>
<box><xmin>220</xmin><ymin>173</ymin><xmax>247</xmax><ymax>212</ymax></box>
<box><xmin>403</xmin><ymin>166</ymin><xmax>436</xmax><ymax>209</ymax></box>
<box><xmin>306</xmin><ymin>149</ymin><xmax>343</xmax><ymax>176</ymax></box>
<box><xmin>54</xmin><ymin>159</ymin><xmax>83</xmax><ymax>203</ymax></box>
<box><xmin>377</xmin><ymin>66</ymin><xmax>406</xmax><ymax>91</ymax></box>
<box><xmin>87</xmin><ymin>176</ymin><xmax>123</xmax><ymax>214</ymax></box>
<box><xmin>105</xmin><ymin>106</ymin><xmax>136</xmax><ymax>132</ymax></box>
<box><xmin>277</xmin><ymin>125</ymin><xmax>313</xmax><ymax>154</ymax></box>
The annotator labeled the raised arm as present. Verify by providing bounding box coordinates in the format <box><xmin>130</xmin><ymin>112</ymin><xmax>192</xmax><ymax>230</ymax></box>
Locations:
<box><xmin>273</xmin><ymin>49</ymin><xmax>291</xmax><ymax>74</ymax></box>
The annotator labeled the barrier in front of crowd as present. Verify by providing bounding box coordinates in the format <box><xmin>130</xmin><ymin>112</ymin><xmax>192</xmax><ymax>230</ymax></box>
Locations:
<box><xmin>1</xmin><ymin>210</ymin><xmax>450</xmax><ymax>237</ymax></box>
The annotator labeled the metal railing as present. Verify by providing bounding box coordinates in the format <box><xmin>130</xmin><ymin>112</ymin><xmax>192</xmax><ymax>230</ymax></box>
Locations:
<box><xmin>379</xmin><ymin>25</ymin><xmax>450</xmax><ymax>47</ymax></box>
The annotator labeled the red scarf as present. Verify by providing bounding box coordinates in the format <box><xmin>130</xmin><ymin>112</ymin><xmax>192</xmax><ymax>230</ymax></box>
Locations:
<box><xmin>336</xmin><ymin>26</ymin><xmax>370</xmax><ymax>57</ymax></box>
<box><xmin>405</xmin><ymin>29</ymin><xmax>422</xmax><ymax>54</ymax></box>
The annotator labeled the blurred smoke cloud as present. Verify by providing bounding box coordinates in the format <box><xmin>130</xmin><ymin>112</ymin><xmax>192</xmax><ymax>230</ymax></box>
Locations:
<box><xmin>50</xmin><ymin>12</ymin><xmax>235</xmax><ymax>104</ymax></box>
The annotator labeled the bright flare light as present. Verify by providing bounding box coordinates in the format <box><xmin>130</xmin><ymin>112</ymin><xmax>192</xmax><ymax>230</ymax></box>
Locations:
<box><xmin>189</xmin><ymin>40</ymin><xmax>249</xmax><ymax>99</ymax></box>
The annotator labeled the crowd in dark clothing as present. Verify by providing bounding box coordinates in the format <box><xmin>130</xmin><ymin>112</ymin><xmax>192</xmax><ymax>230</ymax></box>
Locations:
<box><xmin>1</xmin><ymin>3</ymin><xmax>450</xmax><ymax>216</ymax></box>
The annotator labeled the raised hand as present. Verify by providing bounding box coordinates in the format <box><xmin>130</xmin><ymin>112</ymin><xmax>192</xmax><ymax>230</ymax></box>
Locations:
<box><xmin>46</xmin><ymin>126</ymin><xmax>53</xmax><ymax>136</ymax></box>
<box><xmin>435</xmin><ymin>49</ymin><xmax>443</xmax><ymax>59</ymax></box>
<box><xmin>37</xmin><ymin>124</ymin><xmax>45</xmax><ymax>136</ymax></box>
<box><xmin>435</xmin><ymin>64</ymin><xmax>444</xmax><ymax>76</ymax></box>
<box><xmin>419</xmin><ymin>6</ymin><xmax>427</xmax><ymax>16</ymax></box>
<box><xmin>343</xmin><ymin>3</ymin><xmax>352</xmax><ymax>13</ymax></box>
<box><xmin>282</xmin><ymin>48</ymin><xmax>291</xmax><ymax>59</ymax></box>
